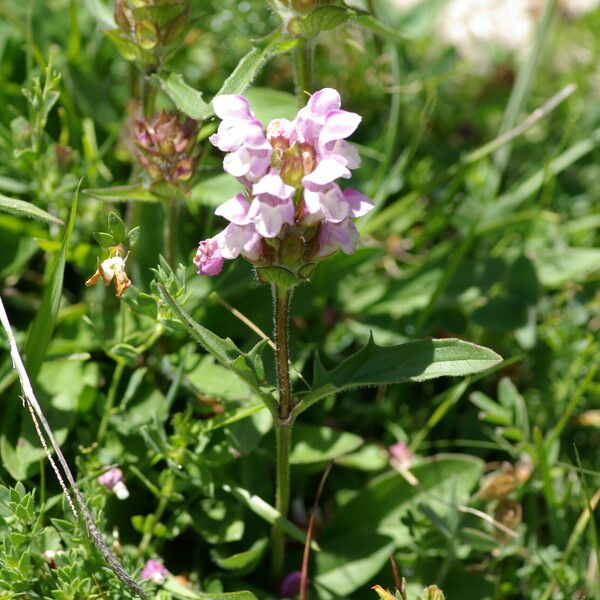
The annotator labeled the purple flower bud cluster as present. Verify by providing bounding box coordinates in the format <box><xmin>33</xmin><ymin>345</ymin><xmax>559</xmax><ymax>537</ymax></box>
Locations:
<box><xmin>194</xmin><ymin>88</ymin><xmax>373</xmax><ymax>277</ymax></box>
<box><xmin>134</xmin><ymin>112</ymin><xmax>197</xmax><ymax>184</ymax></box>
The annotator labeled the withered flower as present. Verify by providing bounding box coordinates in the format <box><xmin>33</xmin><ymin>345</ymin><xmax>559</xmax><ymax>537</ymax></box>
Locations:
<box><xmin>134</xmin><ymin>111</ymin><xmax>197</xmax><ymax>185</ymax></box>
<box><xmin>86</xmin><ymin>245</ymin><xmax>131</xmax><ymax>298</ymax></box>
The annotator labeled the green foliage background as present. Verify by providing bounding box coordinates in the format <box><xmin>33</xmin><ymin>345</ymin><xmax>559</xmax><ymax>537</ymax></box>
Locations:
<box><xmin>0</xmin><ymin>0</ymin><xmax>598</xmax><ymax>598</ymax></box>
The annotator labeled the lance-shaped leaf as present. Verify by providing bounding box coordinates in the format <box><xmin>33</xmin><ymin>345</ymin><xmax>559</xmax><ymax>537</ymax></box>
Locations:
<box><xmin>294</xmin><ymin>337</ymin><xmax>502</xmax><ymax>416</ymax></box>
<box><xmin>159</xmin><ymin>285</ymin><xmax>277</xmax><ymax>415</ymax></box>
<box><xmin>83</xmin><ymin>184</ymin><xmax>159</xmax><ymax>203</ymax></box>
<box><xmin>157</xmin><ymin>32</ymin><xmax>296</xmax><ymax>121</ymax></box>
<box><xmin>0</xmin><ymin>193</ymin><xmax>63</xmax><ymax>226</ymax></box>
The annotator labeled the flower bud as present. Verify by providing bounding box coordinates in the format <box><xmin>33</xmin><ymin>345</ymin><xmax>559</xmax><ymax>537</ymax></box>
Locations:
<box><xmin>422</xmin><ymin>586</ymin><xmax>445</xmax><ymax>600</ymax></box>
<box><xmin>110</xmin><ymin>0</ymin><xmax>190</xmax><ymax>66</ymax></box>
<box><xmin>134</xmin><ymin>112</ymin><xmax>197</xmax><ymax>184</ymax></box>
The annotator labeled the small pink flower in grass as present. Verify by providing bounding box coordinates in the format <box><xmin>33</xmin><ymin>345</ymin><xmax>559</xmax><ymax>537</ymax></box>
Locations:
<box><xmin>281</xmin><ymin>570</ymin><xmax>304</xmax><ymax>598</ymax></box>
<box><xmin>97</xmin><ymin>467</ymin><xmax>129</xmax><ymax>500</ymax></box>
<box><xmin>388</xmin><ymin>442</ymin><xmax>414</xmax><ymax>468</ymax></box>
<box><xmin>140</xmin><ymin>559</ymin><xmax>169</xmax><ymax>585</ymax></box>
<box><xmin>194</xmin><ymin>88</ymin><xmax>373</xmax><ymax>278</ymax></box>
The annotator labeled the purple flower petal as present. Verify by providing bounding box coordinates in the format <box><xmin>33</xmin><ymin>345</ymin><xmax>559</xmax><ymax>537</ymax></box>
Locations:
<box><xmin>194</xmin><ymin>238</ymin><xmax>224</xmax><ymax>275</ymax></box>
<box><xmin>252</xmin><ymin>172</ymin><xmax>295</xmax><ymax>200</ymax></box>
<box><xmin>343</xmin><ymin>188</ymin><xmax>374</xmax><ymax>218</ymax></box>
<box><xmin>307</xmin><ymin>88</ymin><xmax>341</xmax><ymax>114</ymax></box>
<box><xmin>219</xmin><ymin>223</ymin><xmax>262</xmax><ymax>260</ymax></box>
<box><xmin>215</xmin><ymin>193</ymin><xmax>251</xmax><ymax>225</ymax></box>
<box><xmin>302</xmin><ymin>158</ymin><xmax>350</xmax><ymax>187</ymax></box>
<box><xmin>317</xmin><ymin>218</ymin><xmax>360</xmax><ymax>257</ymax></box>
<box><xmin>212</xmin><ymin>95</ymin><xmax>253</xmax><ymax>120</ymax></box>
<box><xmin>319</xmin><ymin>110</ymin><xmax>362</xmax><ymax>147</ymax></box>
<box><xmin>248</xmin><ymin>195</ymin><xmax>295</xmax><ymax>238</ymax></box>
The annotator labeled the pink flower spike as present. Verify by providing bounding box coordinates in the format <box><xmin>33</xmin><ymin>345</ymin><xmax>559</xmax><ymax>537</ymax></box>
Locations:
<box><xmin>317</xmin><ymin>218</ymin><xmax>360</xmax><ymax>257</ymax></box>
<box><xmin>194</xmin><ymin>238</ymin><xmax>224</xmax><ymax>276</ymax></box>
<box><xmin>140</xmin><ymin>559</ymin><xmax>169</xmax><ymax>585</ymax></box>
<box><xmin>215</xmin><ymin>193</ymin><xmax>252</xmax><ymax>225</ymax></box>
<box><xmin>344</xmin><ymin>188</ymin><xmax>374</xmax><ymax>218</ymax></box>
<box><xmin>212</xmin><ymin>95</ymin><xmax>253</xmax><ymax>120</ymax></box>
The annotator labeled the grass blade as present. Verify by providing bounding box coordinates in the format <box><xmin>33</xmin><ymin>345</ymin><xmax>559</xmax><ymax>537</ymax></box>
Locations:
<box><xmin>24</xmin><ymin>181</ymin><xmax>80</xmax><ymax>379</ymax></box>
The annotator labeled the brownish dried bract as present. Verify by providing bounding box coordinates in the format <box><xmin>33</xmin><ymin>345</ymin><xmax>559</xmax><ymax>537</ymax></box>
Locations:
<box><xmin>494</xmin><ymin>499</ymin><xmax>522</xmax><ymax>542</ymax></box>
<box><xmin>479</xmin><ymin>460</ymin><xmax>531</xmax><ymax>500</ymax></box>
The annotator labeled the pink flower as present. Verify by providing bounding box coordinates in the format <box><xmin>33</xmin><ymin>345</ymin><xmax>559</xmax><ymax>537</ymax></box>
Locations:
<box><xmin>317</xmin><ymin>218</ymin><xmax>360</xmax><ymax>258</ymax></box>
<box><xmin>194</xmin><ymin>238</ymin><xmax>224</xmax><ymax>276</ymax></box>
<box><xmin>209</xmin><ymin>95</ymin><xmax>272</xmax><ymax>184</ymax></box>
<box><xmin>388</xmin><ymin>442</ymin><xmax>414</xmax><ymax>468</ymax></box>
<box><xmin>97</xmin><ymin>467</ymin><xmax>129</xmax><ymax>500</ymax></box>
<box><xmin>248</xmin><ymin>173</ymin><xmax>295</xmax><ymax>238</ymax></box>
<box><xmin>140</xmin><ymin>559</ymin><xmax>169</xmax><ymax>584</ymax></box>
<box><xmin>195</xmin><ymin>88</ymin><xmax>373</xmax><ymax>276</ymax></box>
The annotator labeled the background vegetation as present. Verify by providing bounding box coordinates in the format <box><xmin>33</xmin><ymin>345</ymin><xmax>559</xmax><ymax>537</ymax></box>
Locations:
<box><xmin>0</xmin><ymin>0</ymin><xmax>598</xmax><ymax>598</ymax></box>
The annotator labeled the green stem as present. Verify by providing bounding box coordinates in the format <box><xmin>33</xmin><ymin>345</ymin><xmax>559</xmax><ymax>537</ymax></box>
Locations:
<box><xmin>142</xmin><ymin>69</ymin><xmax>158</xmax><ymax>119</ymax></box>
<box><xmin>293</xmin><ymin>37</ymin><xmax>309</xmax><ymax>106</ymax></box>
<box><xmin>97</xmin><ymin>361</ymin><xmax>125</xmax><ymax>443</ymax></box>
<box><xmin>139</xmin><ymin>474</ymin><xmax>173</xmax><ymax>553</ymax></box>
<box><xmin>271</xmin><ymin>284</ymin><xmax>293</xmax><ymax>580</ymax></box>
<box><xmin>165</xmin><ymin>199</ymin><xmax>178</xmax><ymax>267</ymax></box>
<box><xmin>272</xmin><ymin>422</ymin><xmax>292</xmax><ymax>580</ymax></box>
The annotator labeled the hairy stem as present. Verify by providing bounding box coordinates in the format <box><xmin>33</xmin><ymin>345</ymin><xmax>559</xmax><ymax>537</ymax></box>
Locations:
<box><xmin>271</xmin><ymin>283</ymin><xmax>293</xmax><ymax>580</ymax></box>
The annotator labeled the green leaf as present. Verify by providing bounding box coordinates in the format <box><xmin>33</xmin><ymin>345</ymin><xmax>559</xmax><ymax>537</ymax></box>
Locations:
<box><xmin>210</xmin><ymin>537</ymin><xmax>267</xmax><ymax>572</ymax></box>
<box><xmin>222</xmin><ymin>484</ymin><xmax>319</xmax><ymax>550</ymax></box>
<box><xmin>244</xmin><ymin>87</ymin><xmax>297</xmax><ymax>125</ymax></box>
<box><xmin>296</xmin><ymin>6</ymin><xmax>354</xmax><ymax>38</ymax></box>
<box><xmin>83</xmin><ymin>184</ymin><xmax>159</xmax><ymax>203</ymax></box>
<box><xmin>295</xmin><ymin>338</ymin><xmax>502</xmax><ymax>415</ymax></box>
<box><xmin>0</xmin><ymin>193</ymin><xmax>63</xmax><ymax>227</ymax></box>
<box><xmin>93</xmin><ymin>231</ymin><xmax>115</xmax><ymax>248</ymax></box>
<box><xmin>162</xmin><ymin>577</ymin><xmax>258</xmax><ymax>600</ymax></box>
<box><xmin>24</xmin><ymin>182</ymin><xmax>80</xmax><ymax>379</ymax></box>
<box><xmin>158</xmin><ymin>32</ymin><xmax>296</xmax><ymax>121</ymax></box>
<box><xmin>154</xmin><ymin>71</ymin><xmax>210</xmax><ymax>120</ymax></box>
<box><xmin>324</xmin><ymin>454</ymin><xmax>483</xmax><ymax>545</ymax></box>
<box><xmin>534</xmin><ymin>247</ymin><xmax>600</xmax><ymax>288</ymax></box>
<box><xmin>191</xmin><ymin>174</ymin><xmax>244</xmax><ymax>209</ymax></box>
<box><xmin>159</xmin><ymin>284</ymin><xmax>277</xmax><ymax>414</ymax></box>
<box><xmin>107</xmin><ymin>211</ymin><xmax>126</xmax><ymax>242</ymax></box>
<box><xmin>314</xmin><ymin>532</ymin><xmax>395</xmax><ymax>598</ymax></box>
<box><xmin>290</xmin><ymin>424</ymin><xmax>364</xmax><ymax>465</ymax></box>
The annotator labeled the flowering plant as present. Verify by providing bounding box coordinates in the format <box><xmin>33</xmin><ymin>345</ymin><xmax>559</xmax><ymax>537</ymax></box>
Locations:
<box><xmin>194</xmin><ymin>88</ymin><xmax>373</xmax><ymax>280</ymax></box>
